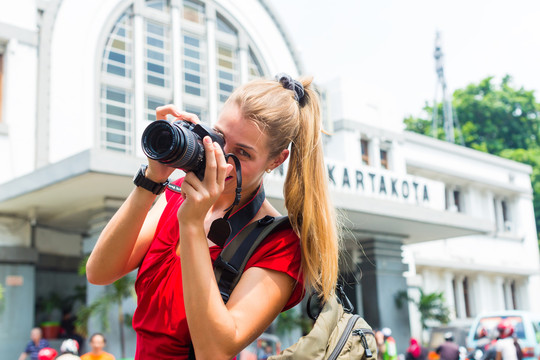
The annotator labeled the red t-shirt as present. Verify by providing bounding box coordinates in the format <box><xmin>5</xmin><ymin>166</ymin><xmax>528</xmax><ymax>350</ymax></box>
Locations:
<box><xmin>132</xmin><ymin>178</ymin><xmax>304</xmax><ymax>359</ymax></box>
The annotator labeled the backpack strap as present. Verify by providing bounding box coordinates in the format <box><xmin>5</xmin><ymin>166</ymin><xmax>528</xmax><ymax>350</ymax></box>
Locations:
<box><xmin>213</xmin><ymin>215</ymin><xmax>291</xmax><ymax>303</ymax></box>
<box><xmin>188</xmin><ymin>215</ymin><xmax>290</xmax><ymax>360</ymax></box>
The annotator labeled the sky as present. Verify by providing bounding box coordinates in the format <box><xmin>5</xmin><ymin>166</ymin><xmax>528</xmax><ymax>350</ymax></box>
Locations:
<box><xmin>266</xmin><ymin>0</ymin><xmax>540</xmax><ymax>130</ymax></box>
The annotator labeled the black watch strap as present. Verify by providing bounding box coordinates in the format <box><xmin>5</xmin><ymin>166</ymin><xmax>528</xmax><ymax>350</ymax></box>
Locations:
<box><xmin>133</xmin><ymin>165</ymin><xmax>169</xmax><ymax>195</ymax></box>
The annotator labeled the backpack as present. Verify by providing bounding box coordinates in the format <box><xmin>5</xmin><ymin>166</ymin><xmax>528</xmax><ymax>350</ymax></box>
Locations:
<box><xmin>268</xmin><ymin>286</ymin><xmax>378</xmax><ymax>360</ymax></box>
<box><xmin>194</xmin><ymin>215</ymin><xmax>378</xmax><ymax>360</ymax></box>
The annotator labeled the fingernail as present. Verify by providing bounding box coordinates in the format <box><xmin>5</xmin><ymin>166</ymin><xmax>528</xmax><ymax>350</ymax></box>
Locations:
<box><xmin>204</xmin><ymin>136</ymin><xmax>212</xmax><ymax>144</ymax></box>
<box><xmin>214</xmin><ymin>143</ymin><xmax>220</xmax><ymax>149</ymax></box>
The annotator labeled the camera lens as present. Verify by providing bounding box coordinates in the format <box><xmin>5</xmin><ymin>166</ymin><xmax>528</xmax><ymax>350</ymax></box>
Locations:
<box><xmin>141</xmin><ymin>120</ymin><xmax>202</xmax><ymax>172</ymax></box>
<box><xmin>151</xmin><ymin>129</ymin><xmax>173</xmax><ymax>155</ymax></box>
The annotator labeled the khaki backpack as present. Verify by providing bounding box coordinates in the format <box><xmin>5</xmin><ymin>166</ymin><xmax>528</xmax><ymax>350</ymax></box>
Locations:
<box><xmin>269</xmin><ymin>291</ymin><xmax>378</xmax><ymax>360</ymax></box>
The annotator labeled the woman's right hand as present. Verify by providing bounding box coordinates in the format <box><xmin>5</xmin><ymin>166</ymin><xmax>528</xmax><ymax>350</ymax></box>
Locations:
<box><xmin>145</xmin><ymin>105</ymin><xmax>202</xmax><ymax>182</ymax></box>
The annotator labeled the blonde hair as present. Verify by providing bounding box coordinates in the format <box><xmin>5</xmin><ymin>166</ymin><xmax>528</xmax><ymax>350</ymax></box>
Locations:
<box><xmin>226</xmin><ymin>76</ymin><xmax>340</xmax><ymax>301</ymax></box>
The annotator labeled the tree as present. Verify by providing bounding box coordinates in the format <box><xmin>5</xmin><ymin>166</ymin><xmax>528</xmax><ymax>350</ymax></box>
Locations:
<box><xmin>76</xmin><ymin>257</ymin><xmax>135</xmax><ymax>359</ymax></box>
<box><xmin>405</xmin><ymin>76</ymin><xmax>540</xmax><ymax>246</ymax></box>
<box><xmin>395</xmin><ymin>289</ymin><xmax>450</xmax><ymax>330</ymax></box>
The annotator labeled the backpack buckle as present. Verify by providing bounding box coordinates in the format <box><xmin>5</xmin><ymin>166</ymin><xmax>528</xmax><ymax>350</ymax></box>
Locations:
<box><xmin>214</xmin><ymin>256</ymin><xmax>239</xmax><ymax>276</ymax></box>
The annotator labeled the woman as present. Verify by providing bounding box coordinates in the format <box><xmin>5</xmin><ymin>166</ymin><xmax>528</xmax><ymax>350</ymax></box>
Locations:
<box><xmin>86</xmin><ymin>75</ymin><xmax>340</xmax><ymax>360</ymax></box>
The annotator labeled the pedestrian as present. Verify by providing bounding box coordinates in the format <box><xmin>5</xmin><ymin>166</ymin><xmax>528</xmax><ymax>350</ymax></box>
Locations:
<box><xmin>436</xmin><ymin>332</ymin><xmax>460</xmax><ymax>360</ymax></box>
<box><xmin>80</xmin><ymin>333</ymin><xmax>115</xmax><ymax>360</ymax></box>
<box><xmin>382</xmin><ymin>327</ymin><xmax>398</xmax><ymax>360</ymax></box>
<box><xmin>57</xmin><ymin>339</ymin><xmax>81</xmax><ymax>359</ymax></box>
<box><xmin>495</xmin><ymin>320</ymin><xmax>518</xmax><ymax>360</ymax></box>
<box><xmin>18</xmin><ymin>327</ymin><xmax>50</xmax><ymax>360</ymax></box>
<box><xmin>406</xmin><ymin>338</ymin><xmax>427</xmax><ymax>360</ymax></box>
<box><xmin>86</xmin><ymin>74</ymin><xmax>340</xmax><ymax>359</ymax></box>
<box><xmin>375</xmin><ymin>330</ymin><xmax>385</xmax><ymax>360</ymax></box>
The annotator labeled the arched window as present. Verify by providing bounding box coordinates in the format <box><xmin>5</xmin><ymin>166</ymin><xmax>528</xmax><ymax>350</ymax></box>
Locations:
<box><xmin>99</xmin><ymin>0</ymin><xmax>268</xmax><ymax>154</ymax></box>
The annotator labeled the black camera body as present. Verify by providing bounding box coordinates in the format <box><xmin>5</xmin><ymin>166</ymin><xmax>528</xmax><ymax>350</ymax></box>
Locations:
<box><xmin>141</xmin><ymin>120</ymin><xmax>225</xmax><ymax>180</ymax></box>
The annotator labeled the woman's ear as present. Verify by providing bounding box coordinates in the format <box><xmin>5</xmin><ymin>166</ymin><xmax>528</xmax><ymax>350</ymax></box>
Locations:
<box><xmin>268</xmin><ymin>149</ymin><xmax>289</xmax><ymax>171</ymax></box>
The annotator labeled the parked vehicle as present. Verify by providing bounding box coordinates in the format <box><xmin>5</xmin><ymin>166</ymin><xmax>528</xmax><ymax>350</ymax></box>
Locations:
<box><xmin>466</xmin><ymin>311</ymin><xmax>540</xmax><ymax>360</ymax></box>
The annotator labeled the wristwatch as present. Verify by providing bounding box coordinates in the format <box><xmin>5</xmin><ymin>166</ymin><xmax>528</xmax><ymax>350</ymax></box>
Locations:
<box><xmin>133</xmin><ymin>164</ymin><xmax>169</xmax><ymax>195</ymax></box>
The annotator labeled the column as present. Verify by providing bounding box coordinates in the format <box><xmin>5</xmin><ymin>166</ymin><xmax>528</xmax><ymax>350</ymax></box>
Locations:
<box><xmin>358</xmin><ymin>236</ymin><xmax>410</xmax><ymax>354</ymax></box>
<box><xmin>205</xmin><ymin>3</ymin><xmax>218</xmax><ymax>124</ymax></box>
<box><xmin>443</xmin><ymin>271</ymin><xmax>457</xmax><ymax>320</ymax></box>
<box><xmin>171</xmin><ymin>0</ymin><xmax>183</xmax><ymax>108</ymax></box>
<box><xmin>454</xmin><ymin>275</ymin><xmax>465</xmax><ymax>319</ymax></box>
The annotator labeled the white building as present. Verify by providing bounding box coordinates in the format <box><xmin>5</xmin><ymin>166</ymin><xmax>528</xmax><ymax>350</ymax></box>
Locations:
<box><xmin>0</xmin><ymin>0</ymin><xmax>538</xmax><ymax>358</ymax></box>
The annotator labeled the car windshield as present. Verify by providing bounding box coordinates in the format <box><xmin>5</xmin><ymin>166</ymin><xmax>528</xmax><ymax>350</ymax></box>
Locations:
<box><xmin>474</xmin><ymin>316</ymin><xmax>525</xmax><ymax>340</ymax></box>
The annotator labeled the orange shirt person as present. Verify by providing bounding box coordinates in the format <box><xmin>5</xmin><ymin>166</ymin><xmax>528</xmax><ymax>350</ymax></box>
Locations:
<box><xmin>80</xmin><ymin>333</ymin><xmax>115</xmax><ymax>360</ymax></box>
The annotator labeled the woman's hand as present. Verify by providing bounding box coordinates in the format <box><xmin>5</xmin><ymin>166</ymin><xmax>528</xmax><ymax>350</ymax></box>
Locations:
<box><xmin>145</xmin><ymin>105</ymin><xmax>202</xmax><ymax>182</ymax></box>
<box><xmin>177</xmin><ymin>135</ymin><xmax>233</xmax><ymax>226</ymax></box>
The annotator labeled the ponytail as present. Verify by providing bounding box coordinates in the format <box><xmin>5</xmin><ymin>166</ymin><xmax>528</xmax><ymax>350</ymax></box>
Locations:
<box><xmin>227</xmin><ymin>76</ymin><xmax>341</xmax><ymax>301</ymax></box>
<box><xmin>284</xmin><ymin>78</ymin><xmax>340</xmax><ymax>301</ymax></box>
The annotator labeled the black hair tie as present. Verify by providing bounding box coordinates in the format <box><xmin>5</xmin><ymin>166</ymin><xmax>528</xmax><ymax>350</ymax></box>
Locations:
<box><xmin>275</xmin><ymin>73</ymin><xmax>305</xmax><ymax>104</ymax></box>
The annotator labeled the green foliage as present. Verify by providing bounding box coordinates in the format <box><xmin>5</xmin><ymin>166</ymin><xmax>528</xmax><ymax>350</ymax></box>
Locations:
<box><xmin>0</xmin><ymin>283</ymin><xmax>4</xmax><ymax>314</ymax></box>
<box><xmin>276</xmin><ymin>308</ymin><xmax>313</xmax><ymax>335</ymax></box>
<box><xmin>75</xmin><ymin>276</ymin><xmax>135</xmax><ymax>337</ymax></box>
<box><xmin>395</xmin><ymin>289</ymin><xmax>450</xmax><ymax>329</ymax></box>
<box><xmin>76</xmin><ymin>257</ymin><xmax>135</xmax><ymax>358</ymax></box>
<box><xmin>405</xmin><ymin>75</ymin><xmax>540</xmax><ymax>246</ymax></box>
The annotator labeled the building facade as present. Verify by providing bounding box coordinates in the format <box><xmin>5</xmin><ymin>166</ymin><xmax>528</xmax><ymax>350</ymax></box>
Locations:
<box><xmin>0</xmin><ymin>0</ymin><xmax>539</xmax><ymax>358</ymax></box>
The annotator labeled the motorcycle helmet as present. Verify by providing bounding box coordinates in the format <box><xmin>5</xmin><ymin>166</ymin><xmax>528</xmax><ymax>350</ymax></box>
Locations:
<box><xmin>38</xmin><ymin>347</ymin><xmax>58</xmax><ymax>360</ymax></box>
<box><xmin>382</xmin><ymin>327</ymin><xmax>392</xmax><ymax>337</ymax></box>
<box><xmin>497</xmin><ymin>319</ymin><xmax>514</xmax><ymax>338</ymax></box>
<box><xmin>60</xmin><ymin>338</ymin><xmax>79</xmax><ymax>354</ymax></box>
<box><xmin>444</xmin><ymin>332</ymin><xmax>454</xmax><ymax>341</ymax></box>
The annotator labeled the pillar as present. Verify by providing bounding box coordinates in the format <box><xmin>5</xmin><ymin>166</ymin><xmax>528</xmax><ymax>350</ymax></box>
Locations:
<box><xmin>358</xmin><ymin>236</ymin><xmax>410</xmax><ymax>354</ymax></box>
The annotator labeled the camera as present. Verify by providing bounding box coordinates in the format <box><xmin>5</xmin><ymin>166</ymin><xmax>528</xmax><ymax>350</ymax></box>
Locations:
<box><xmin>141</xmin><ymin>119</ymin><xmax>225</xmax><ymax>180</ymax></box>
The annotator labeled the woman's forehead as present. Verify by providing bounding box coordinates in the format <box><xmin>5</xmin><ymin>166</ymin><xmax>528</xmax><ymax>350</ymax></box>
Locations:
<box><xmin>216</xmin><ymin>105</ymin><xmax>267</xmax><ymax>146</ymax></box>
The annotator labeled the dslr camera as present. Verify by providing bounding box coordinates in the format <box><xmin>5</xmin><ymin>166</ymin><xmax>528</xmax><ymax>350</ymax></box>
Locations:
<box><xmin>141</xmin><ymin>119</ymin><xmax>225</xmax><ymax>180</ymax></box>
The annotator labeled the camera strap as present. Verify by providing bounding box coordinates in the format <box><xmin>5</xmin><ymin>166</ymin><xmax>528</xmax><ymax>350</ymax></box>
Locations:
<box><xmin>207</xmin><ymin>154</ymin><xmax>265</xmax><ymax>247</ymax></box>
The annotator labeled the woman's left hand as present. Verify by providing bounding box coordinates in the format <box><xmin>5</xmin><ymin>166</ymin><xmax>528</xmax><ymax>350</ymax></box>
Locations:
<box><xmin>177</xmin><ymin>136</ymin><xmax>233</xmax><ymax>226</ymax></box>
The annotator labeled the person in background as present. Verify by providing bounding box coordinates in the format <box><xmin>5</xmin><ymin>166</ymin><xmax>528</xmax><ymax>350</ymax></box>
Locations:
<box><xmin>57</xmin><ymin>339</ymin><xmax>81</xmax><ymax>359</ymax></box>
<box><xmin>18</xmin><ymin>327</ymin><xmax>50</xmax><ymax>360</ymax></box>
<box><xmin>406</xmin><ymin>337</ymin><xmax>427</xmax><ymax>360</ymax></box>
<box><xmin>436</xmin><ymin>332</ymin><xmax>460</xmax><ymax>360</ymax></box>
<box><xmin>382</xmin><ymin>327</ymin><xmax>398</xmax><ymax>360</ymax></box>
<box><xmin>80</xmin><ymin>333</ymin><xmax>115</xmax><ymax>360</ymax></box>
<box><xmin>375</xmin><ymin>330</ymin><xmax>385</xmax><ymax>360</ymax></box>
<box><xmin>495</xmin><ymin>320</ymin><xmax>518</xmax><ymax>360</ymax></box>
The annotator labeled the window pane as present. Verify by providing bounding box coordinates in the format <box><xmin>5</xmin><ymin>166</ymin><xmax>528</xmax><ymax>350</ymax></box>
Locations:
<box><xmin>185</xmin><ymin>85</ymin><xmax>201</xmax><ymax>96</ymax></box>
<box><xmin>102</xmin><ymin>12</ymin><xmax>133</xmax><ymax>79</ymax></box>
<box><xmin>184</xmin><ymin>35</ymin><xmax>199</xmax><ymax>47</ymax></box>
<box><xmin>248</xmin><ymin>47</ymin><xmax>264</xmax><ymax>80</ymax></box>
<box><xmin>183</xmin><ymin>0</ymin><xmax>205</xmax><ymax>24</ymax></box>
<box><xmin>144</xmin><ymin>20</ymin><xmax>171</xmax><ymax>88</ymax></box>
<box><xmin>147</xmin><ymin>63</ymin><xmax>165</xmax><ymax>74</ymax></box>
<box><xmin>182</xmin><ymin>32</ymin><xmax>206</xmax><ymax>100</ymax></box>
<box><xmin>217</xmin><ymin>43</ymin><xmax>237</xmax><ymax>103</ymax></box>
<box><xmin>184</xmin><ymin>60</ymin><xmax>200</xmax><ymax>72</ymax></box>
<box><xmin>147</xmin><ymin>49</ymin><xmax>164</xmax><ymax>62</ymax></box>
<box><xmin>185</xmin><ymin>73</ymin><xmax>200</xmax><ymax>84</ymax></box>
<box><xmin>184</xmin><ymin>48</ymin><xmax>200</xmax><ymax>60</ymax></box>
<box><xmin>106</xmin><ymin>89</ymin><xmax>125</xmax><ymax>103</ymax></box>
<box><xmin>147</xmin><ymin>75</ymin><xmax>165</xmax><ymax>87</ymax></box>
<box><xmin>106</xmin><ymin>118</ymin><xmax>126</xmax><ymax>131</ymax></box>
<box><xmin>216</xmin><ymin>15</ymin><xmax>237</xmax><ymax>35</ymax></box>
<box><xmin>146</xmin><ymin>0</ymin><xmax>167</xmax><ymax>11</ymax></box>
<box><xmin>100</xmin><ymin>85</ymin><xmax>132</xmax><ymax>153</ymax></box>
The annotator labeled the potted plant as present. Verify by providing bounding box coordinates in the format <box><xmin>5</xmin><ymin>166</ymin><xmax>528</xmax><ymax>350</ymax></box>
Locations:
<box><xmin>36</xmin><ymin>291</ymin><xmax>63</xmax><ymax>339</ymax></box>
